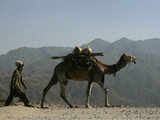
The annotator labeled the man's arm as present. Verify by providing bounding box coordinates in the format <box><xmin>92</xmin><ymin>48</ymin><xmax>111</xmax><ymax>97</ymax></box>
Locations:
<box><xmin>21</xmin><ymin>78</ymin><xmax>27</xmax><ymax>89</ymax></box>
<box><xmin>11</xmin><ymin>71</ymin><xmax>17</xmax><ymax>90</ymax></box>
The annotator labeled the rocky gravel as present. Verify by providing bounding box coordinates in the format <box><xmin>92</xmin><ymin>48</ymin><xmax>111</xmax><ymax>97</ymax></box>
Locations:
<box><xmin>1</xmin><ymin>104</ymin><xmax>160</xmax><ymax>120</ymax></box>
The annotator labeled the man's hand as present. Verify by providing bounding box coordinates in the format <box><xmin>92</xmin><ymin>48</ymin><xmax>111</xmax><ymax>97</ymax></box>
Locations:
<box><xmin>21</xmin><ymin>79</ymin><xmax>28</xmax><ymax>90</ymax></box>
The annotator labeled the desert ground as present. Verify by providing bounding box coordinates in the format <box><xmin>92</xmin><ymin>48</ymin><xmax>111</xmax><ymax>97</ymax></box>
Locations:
<box><xmin>0</xmin><ymin>103</ymin><xmax>160</xmax><ymax>120</ymax></box>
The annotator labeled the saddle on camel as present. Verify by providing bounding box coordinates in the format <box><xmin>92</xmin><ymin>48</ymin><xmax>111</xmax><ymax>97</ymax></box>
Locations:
<box><xmin>51</xmin><ymin>46</ymin><xmax>104</xmax><ymax>70</ymax></box>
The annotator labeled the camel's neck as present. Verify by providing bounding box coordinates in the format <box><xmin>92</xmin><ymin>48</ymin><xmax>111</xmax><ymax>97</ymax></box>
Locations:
<box><xmin>104</xmin><ymin>56</ymin><xmax>128</xmax><ymax>75</ymax></box>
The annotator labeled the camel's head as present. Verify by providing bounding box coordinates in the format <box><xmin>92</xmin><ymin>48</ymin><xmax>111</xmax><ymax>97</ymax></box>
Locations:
<box><xmin>122</xmin><ymin>53</ymin><xmax>136</xmax><ymax>64</ymax></box>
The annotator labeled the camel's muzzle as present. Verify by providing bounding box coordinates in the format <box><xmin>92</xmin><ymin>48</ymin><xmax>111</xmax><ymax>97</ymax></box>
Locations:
<box><xmin>133</xmin><ymin>61</ymin><xmax>136</xmax><ymax>64</ymax></box>
<box><xmin>132</xmin><ymin>56</ymin><xmax>136</xmax><ymax>64</ymax></box>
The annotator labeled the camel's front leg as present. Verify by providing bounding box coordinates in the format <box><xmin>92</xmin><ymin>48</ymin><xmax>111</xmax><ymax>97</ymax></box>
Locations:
<box><xmin>98</xmin><ymin>82</ymin><xmax>110</xmax><ymax>107</ymax></box>
<box><xmin>85</xmin><ymin>81</ymin><xmax>93</xmax><ymax>108</ymax></box>
<box><xmin>104</xmin><ymin>88</ymin><xmax>110</xmax><ymax>107</ymax></box>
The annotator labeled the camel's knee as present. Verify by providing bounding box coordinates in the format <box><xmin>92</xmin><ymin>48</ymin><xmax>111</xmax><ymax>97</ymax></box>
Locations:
<box><xmin>42</xmin><ymin>88</ymin><xmax>48</xmax><ymax>96</ymax></box>
<box><xmin>86</xmin><ymin>90</ymin><xmax>91</xmax><ymax>97</ymax></box>
<box><xmin>105</xmin><ymin>88</ymin><xmax>109</xmax><ymax>93</ymax></box>
<box><xmin>60</xmin><ymin>92</ymin><xmax>65</xmax><ymax>99</ymax></box>
<box><xmin>86</xmin><ymin>85</ymin><xmax>92</xmax><ymax>96</ymax></box>
<box><xmin>43</xmin><ymin>82</ymin><xmax>54</xmax><ymax>94</ymax></box>
<box><xmin>44</xmin><ymin>87</ymin><xmax>49</xmax><ymax>93</ymax></box>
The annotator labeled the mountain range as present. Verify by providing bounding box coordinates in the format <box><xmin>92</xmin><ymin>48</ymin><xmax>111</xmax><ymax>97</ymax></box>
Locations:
<box><xmin>0</xmin><ymin>38</ymin><xmax>160</xmax><ymax>106</ymax></box>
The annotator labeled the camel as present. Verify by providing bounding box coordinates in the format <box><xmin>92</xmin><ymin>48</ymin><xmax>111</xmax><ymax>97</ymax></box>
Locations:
<box><xmin>41</xmin><ymin>53</ymin><xmax>136</xmax><ymax>108</ymax></box>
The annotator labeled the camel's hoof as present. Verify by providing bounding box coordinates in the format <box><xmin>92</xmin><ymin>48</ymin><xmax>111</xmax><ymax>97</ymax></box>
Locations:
<box><xmin>41</xmin><ymin>107</ymin><xmax>49</xmax><ymax>109</ymax></box>
<box><xmin>73</xmin><ymin>105</ymin><xmax>79</xmax><ymax>108</ymax></box>
<box><xmin>69</xmin><ymin>105</ymin><xmax>73</xmax><ymax>108</ymax></box>
<box><xmin>105</xmin><ymin>104</ymin><xmax>111</xmax><ymax>107</ymax></box>
<box><xmin>25</xmin><ymin>104</ymin><xmax>34</xmax><ymax>108</ymax></box>
<box><xmin>85</xmin><ymin>105</ymin><xmax>92</xmax><ymax>109</ymax></box>
<box><xmin>41</xmin><ymin>105</ymin><xmax>49</xmax><ymax>109</ymax></box>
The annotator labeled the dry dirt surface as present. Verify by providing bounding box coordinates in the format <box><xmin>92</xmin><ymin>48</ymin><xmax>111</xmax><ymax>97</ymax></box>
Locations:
<box><xmin>1</xmin><ymin>104</ymin><xmax>160</xmax><ymax>120</ymax></box>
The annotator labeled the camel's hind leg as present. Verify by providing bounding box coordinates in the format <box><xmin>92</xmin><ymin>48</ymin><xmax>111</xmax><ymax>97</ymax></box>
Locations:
<box><xmin>60</xmin><ymin>82</ymin><xmax>73</xmax><ymax>108</ymax></box>
<box><xmin>41</xmin><ymin>74</ymin><xmax>58</xmax><ymax>108</ymax></box>
<box><xmin>98</xmin><ymin>82</ymin><xmax>110</xmax><ymax>107</ymax></box>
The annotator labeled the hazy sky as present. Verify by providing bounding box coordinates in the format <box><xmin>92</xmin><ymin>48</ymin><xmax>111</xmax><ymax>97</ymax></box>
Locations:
<box><xmin>0</xmin><ymin>0</ymin><xmax>160</xmax><ymax>54</ymax></box>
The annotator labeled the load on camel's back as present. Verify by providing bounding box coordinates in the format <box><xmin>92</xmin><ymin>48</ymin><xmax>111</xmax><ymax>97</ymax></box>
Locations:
<box><xmin>51</xmin><ymin>46</ymin><xmax>104</xmax><ymax>70</ymax></box>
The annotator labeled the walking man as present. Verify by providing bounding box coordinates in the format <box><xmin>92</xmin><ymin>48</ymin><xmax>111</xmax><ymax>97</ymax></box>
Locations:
<box><xmin>5</xmin><ymin>60</ymin><xmax>32</xmax><ymax>107</ymax></box>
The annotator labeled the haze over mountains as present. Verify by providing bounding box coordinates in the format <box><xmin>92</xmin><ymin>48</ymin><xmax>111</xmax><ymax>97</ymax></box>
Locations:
<box><xmin>0</xmin><ymin>38</ymin><xmax>160</xmax><ymax>106</ymax></box>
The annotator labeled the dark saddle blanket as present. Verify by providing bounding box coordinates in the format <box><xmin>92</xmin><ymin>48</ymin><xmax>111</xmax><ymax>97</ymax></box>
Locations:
<box><xmin>64</xmin><ymin>54</ymin><xmax>98</xmax><ymax>69</ymax></box>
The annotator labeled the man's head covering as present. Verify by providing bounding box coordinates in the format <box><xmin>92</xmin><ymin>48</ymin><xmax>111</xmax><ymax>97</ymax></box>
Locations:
<box><xmin>16</xmin><ymin>60</ymin><xmax>24</xmax><ymax>67</ymax></box>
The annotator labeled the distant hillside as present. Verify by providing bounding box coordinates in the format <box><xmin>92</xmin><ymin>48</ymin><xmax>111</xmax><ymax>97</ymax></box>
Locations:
<box><xmin>82</xmin><ymin>38</ymin><xmax>110</xmax><ymax>52</ymax></box>
<box><xmin>0</xmin><ymin>38</ymin><xmax>160</xmax><ymax>107</ymax></box>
